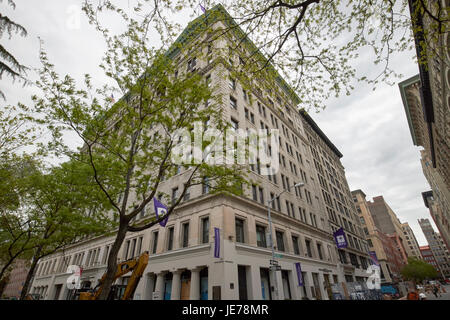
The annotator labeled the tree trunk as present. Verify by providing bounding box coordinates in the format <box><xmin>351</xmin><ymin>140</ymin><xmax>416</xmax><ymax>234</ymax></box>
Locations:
<box><xmin>97</xmin><ymin>222</ymin><xmax>128</xmax><ymax>300</ymax></box>
<box><xmin>20</xmin><ymin>246</ymin><xmax>42</xmax><ymax>300</ymax></box>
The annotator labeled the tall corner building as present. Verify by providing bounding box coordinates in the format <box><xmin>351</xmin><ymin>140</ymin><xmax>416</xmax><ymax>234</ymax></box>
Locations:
<box><xmin>351</xmin><ymin>190</ymin><xmax>406</xmax><ymax>284</ymax></box>
<box><xmin>29</xmin><ymin>4</ymin><xmax>370</xmax><ymax>300</ymax></box>
<box><xmin>400</xmin><ymin>222</ymin><xmax>422</xmax><ymax>260</ymax></box>
<box><xmin>418</xmin><ymin>218</ymin><xmax>450</xmax><ymax>278</ymax></box>
<box><xmin>299</xmin><ymin>113</ymin><xmax>371</xmax><ymax>285</ymax></box>
<box><xmin>398</xmin><ymin>0</ymin><xmax>450</xmax><ymax>253</ymax></box>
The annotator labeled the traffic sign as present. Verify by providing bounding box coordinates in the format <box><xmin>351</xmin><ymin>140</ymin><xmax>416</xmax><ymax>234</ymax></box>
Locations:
<box><xmin>269</xmin><ymin>265</ymin><xmax>281</xmax><ymax>271</ymax></box>
<box><xmin>270</xmin><ymin>260</ymin><xmax>279</xmax><ymax>265</ymax></box>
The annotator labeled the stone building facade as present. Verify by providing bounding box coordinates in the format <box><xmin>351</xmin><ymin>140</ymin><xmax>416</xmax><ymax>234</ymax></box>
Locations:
<box><xmin>418</xmin><ymin>218</ymin><xmax>450</xmax><ymax>278</ymax></box>
<box><xmin>399</xmin><ymin>0</ymin><xmax>450</xmax><ymax>253</ymax></box>
<box><xmin>29</xmin><ymin>4</ymin><xmax>369</xmax><ymax>300</ymax></box>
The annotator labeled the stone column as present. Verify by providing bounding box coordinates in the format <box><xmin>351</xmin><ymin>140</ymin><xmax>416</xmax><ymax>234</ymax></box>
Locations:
<box><xmin>318</xmin><ymin>273</ymin><xmax>329</xmax><ymax>300</ymax></box>
<box><xmin>305</xmin><ymin>272</ymin><xmax>314</xmax><ymax>299</ymax></box>
<box><xmin>189</xmin><ymin>268</ymin><xmax>201</xmax><ymax>300</ymax></box>
<box><xmin>154</xmin><ymin>272</ymin><xmax>166</xmax><ymax>300</ymax></box>
<box><xmin>171</xmin><ymin>270</ymin><xmax>182</xmax><ymax>300</ymax></box>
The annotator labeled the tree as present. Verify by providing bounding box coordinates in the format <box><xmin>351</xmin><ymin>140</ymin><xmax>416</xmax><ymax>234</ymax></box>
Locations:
<box><xmin>0</xmin><ymin>0</ymin><xmax>28</xmax><ymax>100</ymax></box>
<box><xmin>400</xmin><ymin>257</ymin><xmax>439</xmax><ymax>285</ymax></box>
<box><xmin>84</xmin><ymin>0</ymin><xmax>448</xmax><ymax>111</ymax></box>
<box><xmin>31</xmin><ymin>2</ymin><xmax>247</xmax><ymax>299</ymax></box>
<box><xmin>17</xmin><ymin>161</ymin><xmax>113</xmax><ymax>299</ymax></box>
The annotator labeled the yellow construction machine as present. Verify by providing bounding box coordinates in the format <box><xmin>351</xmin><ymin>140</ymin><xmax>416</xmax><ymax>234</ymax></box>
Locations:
<box><xmin>78</xmin><ymin>251</ymin><xmax>149</xmax><ymax>300</ymax></box>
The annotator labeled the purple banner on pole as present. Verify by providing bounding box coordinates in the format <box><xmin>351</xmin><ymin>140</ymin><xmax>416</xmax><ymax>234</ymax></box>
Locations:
<box><xmin>369</xmin><ymin>251</ymin><xmax>380</xmax><ymax>266</ymax></box>
<box><xmin>153</xmin><ymin>198</ymin><xmax>168</xmax><ymax>227</ymax></box>
<box><xmin>333</xmin><ymin>227</ymin><xmax>348</xmax><ymax>249</ymax></box>
<box><xmin>295</xmin><ymin>262</ymin><xmax>303</xmax><ymax>286</ymax></box>
<box><xmin>214</xmin><ymin>227</ymin><xmax>220</xmax><ymax>258</ymax></box>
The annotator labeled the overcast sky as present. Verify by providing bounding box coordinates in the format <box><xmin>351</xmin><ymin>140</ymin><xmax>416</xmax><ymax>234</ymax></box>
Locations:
<box><xmin>2</xmin><ymin>1</ymin><xmax>438</xmax><ymax>245</ymax></box>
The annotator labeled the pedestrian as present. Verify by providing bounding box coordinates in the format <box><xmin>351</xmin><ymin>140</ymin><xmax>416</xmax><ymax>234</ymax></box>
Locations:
<box><xmin>432</xmin><ymin>285</ymin><xmax>439</xmax><ymax>298</ymax></box>
<box><xmin>407</xmin><ymin>288</ymin><xmax>419</xmax><ymax>300</ymax></box>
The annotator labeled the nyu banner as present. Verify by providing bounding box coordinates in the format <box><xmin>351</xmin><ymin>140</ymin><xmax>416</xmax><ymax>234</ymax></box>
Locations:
<box><xmin>369</xmin><ymin>251</ymin><xmax>380</xmax><ymax>266</ymax></box>
<box><xmin>295</xmin><ymin>262</ymin><xmax>303</xmax><ymax>286</ymax></box>
<box><xmin>154</xmin><ymin>198</ymin><xmax>168</xmax><ymax>227</ymax></box>
<box><xmin>214</xmin><ymin>227</ymin><xmax>220</xmax><ymax>258</ymax></box>
<box><xmin>333</xmin><ymin>227</ymin><xmax>348</xmax><ymax>249</ymax></box>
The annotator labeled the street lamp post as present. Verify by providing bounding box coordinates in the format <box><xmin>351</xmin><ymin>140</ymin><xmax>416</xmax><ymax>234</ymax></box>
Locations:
<box><xmin>267</xmin><ymin>181</ymin><xmax>304</xmax><ymax>300</ymax></box>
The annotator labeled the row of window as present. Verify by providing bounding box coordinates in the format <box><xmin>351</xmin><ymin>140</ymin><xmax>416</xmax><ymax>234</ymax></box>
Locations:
<box><xmin>150</xmin><ymin>216</ymin><xmax>210</xmax><ymax>253</ymax></box>
<box><xmin>235</xmin><ymin>217</ymin><xmax>330</xmax><ymax>260</ymax></box>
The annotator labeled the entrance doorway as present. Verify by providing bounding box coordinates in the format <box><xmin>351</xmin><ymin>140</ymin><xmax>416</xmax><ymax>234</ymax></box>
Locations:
<box><xmin>164</xmin><ymin>273</ymin><xmax>173</xmax><ymax>300</ymax></box>
<box><xmin>260</xmin><ymin>268</ymin><xmax>272</xmax><ymax>300</ymax></box>
<box><xmin>238</xmin><ymin>265</ymin><xmax>248</xmax><ymax>300</ymax></box>
<box><xmin>200</xmin><ymin>268</ymin><xmax>208</xmax><ymax>300</ymax></box>
<box><xmin>180</xmin><ymin>270</ymin><xmax>191</xmax><ymax>300</ymax></box>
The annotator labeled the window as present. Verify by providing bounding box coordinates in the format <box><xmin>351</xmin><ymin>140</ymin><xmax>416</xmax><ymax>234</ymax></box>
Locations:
<box><xmin>102</xmin><ymin>246</ymin><xmax>110</xmax><ymax>264</ymax></box>
<box><xmin>230</xmin><ymin>118</ymin><xmax>239</xmax><ymax>130</ymax></box>
<box><xmin>276</xmin><ymin>231</ymin><xmax>285</xmax><ymax>252</ymax></box>
<box><xmin>151</xmin><ymin>232</ymin><xmax>158</xmax><ymax>254</ymax></box>
<box><xmin>187</xmin><ymin>57</ymin><xmax>197</xmax><ymax>71</ymax></box>
<box><xmin>305</xmin><ymin>239</ymin><xmax>313</xmax><ymax>257</ymax></box>
<box><xmin>258</xmin><ymin>187</ymin><xmax>264</xmax><ymax>204</ymax></box>
<box><xmin>349</xmin><ymin>253</ymin><xmax>359</xmax><ymax>268</ymax></box>
<box><xmin>202</xmin><ymin>177</ymin><xmax>210</xmax><ymax>194</ymax></box>
<box><xmin>172</xmin><ymin>187</ymin><xmax>178</xmax><ymax>205</ymax></box>
<box><xmin>182</xmin><ymin>222</ymin><xmax>189</xmax><ymax>248</ymax></box>
<box><xmin>183</xmin><ymin>185</ymin><xmax>190</xmax><ymax>201</ymax></box>
<box><xmin>167</xmin><ymin>227</ymin><xmax>174</xmax><ymax>251</ymax></box>
<box><xmin>229</xmin><ymin>78</ymin><xmax>236</xmax><ymax>90</ymax></box>
<box><xmin>252</xmin><ymin>185</ymin><xmax>258</xmax><ymax>201</ymax></box>
<box><xmin>243</xmin><ymin>89</ymin><xmax>248</xmax><ymax>101</ymax></box>
<box><xmin>123</xmin><ymin>240</ymin><xmax>130</xmax><ymax>260</ymax></box>
<box><xmin>230</xmin><ymin>96</ymin><xmax>237</xmax><ymax>109</ymax></box>
<box><xmin>235</xmin><ymin>218</ymin><xmax>245</xmax><ymax>243</ymax></box>
<box><xmin>130</xmin><ymin>238</ymin><xmax>137</xmax><ymax>259</ymax></box>
<box><xmin>292</xmin><ymin>236</ymin><xmax>300</xmax><ymax>255</ymax></box>
<box><xmin>137</xmin><ymin>237</ymin><xmax>143</xmax><ymax>256</ymax></box>
<box><xmin>256</xmin><ymin>225</ymin><xmax>267</xmax><ymax>248</ymax></box>
<box><xmin>317</xmin><ymin>243</ymin><xmax>323</xmax><ymax>260</ymax></box>
<box><xmin>201</xmin><ymin>217</ymin><xmax>209</xmax><ymax>243</ymax></box>
<box><xmin>264</xmin><ymin>191</ymin><xmax>273</xmax><ymax>208</ymax></box>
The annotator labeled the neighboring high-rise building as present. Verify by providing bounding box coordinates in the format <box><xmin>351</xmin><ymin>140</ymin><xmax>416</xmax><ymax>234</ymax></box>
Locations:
<box><xmin>401</xmin><ymin>222</ymin><xmax>423</xmax><ymax>260</ymax></box>
<box><xmin>365</xmin><ymin>196</ymin><xmax>409</xmax><ymax>265</ymax></box>
<box><xmin>2</xmin><ymin>259</ymin><xmax>29</xmax><ymax>299</ymax></box>
<box><xmin>399</xmin><ymin>0</ymin><xmax>450</xmax><ymax>254</ymax></box>
<box><xmin>418</xmin><ymin>218</ymin><xmax>450</xmax><ymax>278</ymax></box>
<box><xmin>421</xmin><ymin>184</ymin><xmax>450</xmax><ymax>251</ymax></box>
<box><xmin>299</xmin><ymin>113</ymin><xmax>371</xmax><ymax>286</ymax></box>
<box><xmin>419</xmin><ymin>245</ymin><xmax>440</xmax><ymax>274</ymax></box>
<box><xmin>352</xmin><ymin>189</ymin><xmax>405</xmax><ymax>284</ymax></box>
<box><xmin>28</xmin><ymin>5</ymin><xmax>368</xmax><ymax>300</ymax></box>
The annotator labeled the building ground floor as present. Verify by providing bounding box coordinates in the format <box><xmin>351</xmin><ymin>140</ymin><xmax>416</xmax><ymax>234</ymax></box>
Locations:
<box><xmin>31</xmin><ymin>239</ymin><xmax>372</xmax><ymax>300</ymax></box>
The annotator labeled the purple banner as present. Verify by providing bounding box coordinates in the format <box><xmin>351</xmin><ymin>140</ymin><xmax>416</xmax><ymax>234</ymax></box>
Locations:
<box><xmin>333</xmin><ymin>227</ymin><xmax>348</xmax><ymax>249</ymax></box>
<box><xmin>153</xmin><ymin>198</ymin><xmax>168</xmax><ymax>227</ymax></box>
<box><xmin>295</xmin><ymin>262</ymin><xmax>303</xmax><ymax>286</ymax></box>
<box><xmin>369</xmin><ymin>251</ymin><xmax>380</xmax><ymax>266</ymax></box>
<box><xmin>214</xmin><ymin>227</ymin><xmax>220</xmax><ymax>258</ymax></box>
